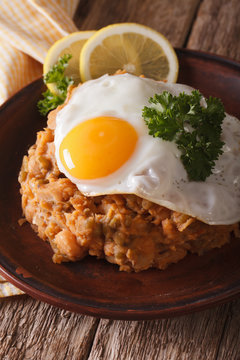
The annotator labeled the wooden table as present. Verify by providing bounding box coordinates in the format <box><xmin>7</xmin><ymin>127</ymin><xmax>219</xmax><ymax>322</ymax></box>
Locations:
<box><xmin>1</xmin><ymin>0</ymin><xmax>240</xmax><ymax>358</ymax></box>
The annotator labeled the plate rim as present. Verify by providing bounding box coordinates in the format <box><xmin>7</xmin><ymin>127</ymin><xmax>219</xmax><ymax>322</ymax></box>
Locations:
<box><xmin>0</xmin><ymin>264</ymin><xmax>239</xmax><ymax>320</ymax></box>
<box><xmin>0</xmin><ymin>48</ymin><xmax>240</xmax><ymax>320</ymax></box>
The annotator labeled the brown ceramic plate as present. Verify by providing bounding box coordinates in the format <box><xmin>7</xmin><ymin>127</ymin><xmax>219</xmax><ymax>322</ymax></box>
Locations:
<box><xmin>0</xmin><ymin>49</ymin><xmax>240</xmax><ymax>320</ymax></box>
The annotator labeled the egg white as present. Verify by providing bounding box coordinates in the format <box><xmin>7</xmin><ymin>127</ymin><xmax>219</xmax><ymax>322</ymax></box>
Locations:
<box><xmin>54</xmin><ymin>73</ymin><xmax>240</xmax><ymax>225</ymax></box>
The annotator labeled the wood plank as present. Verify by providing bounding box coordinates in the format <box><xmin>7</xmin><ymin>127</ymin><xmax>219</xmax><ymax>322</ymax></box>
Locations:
<box><xmin>87</xmin><ymin>301</ymin><xmax>240</xmax><ymax>360</ymax></box>
<box><xmin>0</xmin><ymin>297</ymin><xmax>99</xmax><ymax>360</ymax></box>
<box><xmin>74</xmin><ymin>0</ymin><xmax>201</xmax><ymax>47</ymax></box>
<box><xmin>187</xmin><ymin>0</ymin><xmax>240</xmax><ymax>61</ymax></box>
<box><xmin>214</xmin><ymin>300</ymin><xmax>240</xmax><ymax>359</ymax></box>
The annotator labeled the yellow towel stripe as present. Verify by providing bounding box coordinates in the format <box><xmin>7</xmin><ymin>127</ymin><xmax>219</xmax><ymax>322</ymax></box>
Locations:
<box><xmin>0</xmin><ymin>282</ymin><xmax>24</xmax><ymax>297</ymax></box>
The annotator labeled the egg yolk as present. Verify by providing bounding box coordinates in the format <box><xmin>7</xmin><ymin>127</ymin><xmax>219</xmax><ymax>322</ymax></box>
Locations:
<box><xmin>59</xmin><ymin>116</ymin><xmax>138</xmax><ymax>180</ymax></box>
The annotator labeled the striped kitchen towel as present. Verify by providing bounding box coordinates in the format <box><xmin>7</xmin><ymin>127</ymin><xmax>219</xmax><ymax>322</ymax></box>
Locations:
<box><xmin>0</xmin><ymin>0</ymin><xmax>79</xmax><ymax>296</ymax></box>
<box><xmin>0</xmin><ymin>0</ymin><xmax>79</xmax><ymax>105</ymax></box>
<box><xmin>0</xmin><ymin>275</ymin><xmax>24</xmax><ymax>297</ymax></box>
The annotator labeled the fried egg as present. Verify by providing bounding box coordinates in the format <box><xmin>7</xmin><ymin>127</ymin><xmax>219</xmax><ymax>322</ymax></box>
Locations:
<box><xmin>54</xmin><ymin>73</ymin><xmax>240</xmax><ymax>225</ymax></box>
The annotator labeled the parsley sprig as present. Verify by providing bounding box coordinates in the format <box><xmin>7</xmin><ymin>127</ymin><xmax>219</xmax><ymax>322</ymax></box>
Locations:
<box><xmin>142</xmin><ymin>90</ymin><xmax>225</xmax><ymax>181</ymax></box>
<box><xmin>37</xmin><ymin>54</ymin><xmax>73</xmax><ymax>116</ymax></box>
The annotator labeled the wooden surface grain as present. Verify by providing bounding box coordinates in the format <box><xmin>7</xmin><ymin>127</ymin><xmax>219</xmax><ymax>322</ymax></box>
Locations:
<box><xmin>0</xmin><ymin>296</ymin><xmax>99</xmax><ymax>360</ymax></box>
<box><xmin>1</xmin><ymin>0</ymin><xmax>240</xmax><ymax>359</ymax></box>
<box><xmin>74</xmin><ymin>0</ymin><xmax>201</xmax><ymax>47</ymax></box>
<box><xmin>1</xmin><ymin>297</ymin><xmax>240</xmax><ymax>359</ymax></box>
<box><xmin>187</xmin><ymin>0</ymin><xmax>240</xmax><ymax>61</ymax></box>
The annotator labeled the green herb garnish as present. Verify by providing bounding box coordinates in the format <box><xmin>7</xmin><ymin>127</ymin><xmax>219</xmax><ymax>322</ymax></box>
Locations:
<box><xmin>37</xmin><ymin>54</ymin><xmax>73</xmax><ymax>116</ymax></box>
<box><xmin>142</xmin><ymin>90</ymin><xmax>225</xmax><ymax>181</ymax></box>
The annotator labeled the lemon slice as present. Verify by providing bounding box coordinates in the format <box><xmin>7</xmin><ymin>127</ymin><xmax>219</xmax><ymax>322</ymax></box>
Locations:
<box><xmin>80</xmin><ymin>23</ymin><xmax>178</xmax><ymax>83</ymax></box>
<box><xmin>44</xmin><ymin>31</ymin><xmax>95</xmax><ymax>94</ymax></box>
